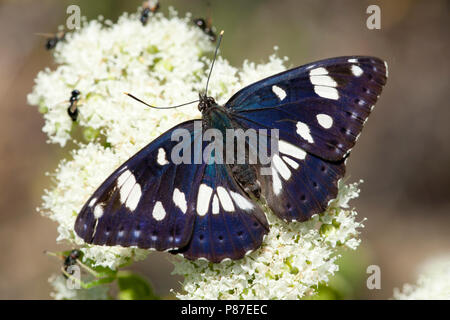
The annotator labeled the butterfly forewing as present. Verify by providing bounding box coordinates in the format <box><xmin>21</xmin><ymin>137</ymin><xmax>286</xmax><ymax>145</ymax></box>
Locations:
<box><xmin>225</xmin><ymin>56</ymin><xmax>387</xmax><ymax>222</ymax></box>
<box><xmin>226</xmin><ymin>56</ymin><xmax>387</xmax><ymax>161</ymax></box>
<box><xmin>74</xmin><ymin>121</ymin><xmax>201</xmax><ymax>251</ymax></box>
<box><xmin>75</xmin><ymin>120</ymin><xmax>269</xmax><ymax>262</ymax></box>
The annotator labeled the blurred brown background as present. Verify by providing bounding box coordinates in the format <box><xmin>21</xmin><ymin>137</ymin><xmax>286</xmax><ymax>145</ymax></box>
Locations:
<box><xmin>0</xmin><ymin>0</ymin><xmax>449</xmax><ymax>299</ymax></box>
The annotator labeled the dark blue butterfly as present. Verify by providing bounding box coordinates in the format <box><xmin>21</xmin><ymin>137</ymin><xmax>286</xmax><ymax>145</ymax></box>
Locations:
<box><xmin>75</xmin><ymin>56</ymin><xmax>387</xmax><ymax>262</ymax></box>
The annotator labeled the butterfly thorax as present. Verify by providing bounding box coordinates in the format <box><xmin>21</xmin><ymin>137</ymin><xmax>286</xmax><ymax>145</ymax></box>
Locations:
<box><xmin>199</xmin><ymin>93</ymin><xmax>261</xmax><ymax>198</ymax></box>
<box><xmin>198</xmin><ymin>93</ymin><xmax>216</xmax><ymax>112</ymax></box>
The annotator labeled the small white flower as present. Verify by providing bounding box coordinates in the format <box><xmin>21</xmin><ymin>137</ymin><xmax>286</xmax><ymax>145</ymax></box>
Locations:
<box><xmin>393</xmin><ymin>254</ymin><xmax>450</xmax><ymax>300</ymax></box>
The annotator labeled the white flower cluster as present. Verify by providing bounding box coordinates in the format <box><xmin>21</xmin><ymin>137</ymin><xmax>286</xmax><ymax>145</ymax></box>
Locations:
<box><xmin>29</xmin><ymin>7</ymin><xmax>365</xmax><ymax>299</ymax></box>
<box><xmin>172</xmin><ymin>181</ymin><xmax>364</xmax><ymax>299</ymax></box>
<box><xmin>393</xmin><ymin>254</ymin><xmax>450</xmax><ymax>300</ymax></box>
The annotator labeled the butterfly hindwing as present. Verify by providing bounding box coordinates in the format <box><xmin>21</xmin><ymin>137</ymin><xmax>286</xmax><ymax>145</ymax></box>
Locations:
<box><xmin>226</xmin><ymin>56</ymin><xmax>387</xmax><ymax>161</ymax></box>
<box><xmin>229</xmin><ymin>117</ymin><xmax>346</xmax><ymax>222</ymax></box>
<box><xmin>173</xmin><ymin>160</ymin><xmax>269</xmax><ymax>262</ymax></box>
<box><xmin>260</xmin><ymin>149</ymin><xmax>346</xmax><ymax>222</ymax></box>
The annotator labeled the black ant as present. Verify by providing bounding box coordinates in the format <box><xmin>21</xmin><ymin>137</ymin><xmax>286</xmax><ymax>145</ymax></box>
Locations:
<box><xmin>193</xmin><ymin>17</ymin><xmax>217</xmax><ymax>42</ymax></box>
<box><xmin>140</xmin><ymin>0</ymin><xmax>160</xmax><ymax>25</ymax></box>
<box><xmin>63</xmin><ymin>249</ymin><xmax>82</xmax><ymax>276</ymax></box>
<box><xmin>37</xmin><ymin>31</ymin><xmax>66</xmax><ymax>50</ymax></box>
<box><xmin>68</xmin><ymin>90</ymin><xmax>81</xmax><ymax>121</ymax></box>
<box><xmin>44</xmin><ymin>249</ymin><xmax>83</xmax><ymax>278</ymax></box>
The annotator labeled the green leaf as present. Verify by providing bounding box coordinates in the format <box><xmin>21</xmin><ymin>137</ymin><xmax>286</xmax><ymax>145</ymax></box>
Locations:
<box><xmin>82</xmin><ymin>276</ymin><xmax>116</xmax><ymax>289</ymax></box>
<box><xmin>83</xmin><ymin>127</ymin><xmax>100</xmax><ymax>142</ymax></box>
<box><xmin>117</xmin><ymin>271</ymin><xmax>159</xmax><ymax>300</ymax></box>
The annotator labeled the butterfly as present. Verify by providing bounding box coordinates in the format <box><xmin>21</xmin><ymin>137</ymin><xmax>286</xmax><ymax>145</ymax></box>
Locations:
<box><xmin>74</xmin><ymin>36</ymin><xmax>387</xmax><ymax>263</ymax></box>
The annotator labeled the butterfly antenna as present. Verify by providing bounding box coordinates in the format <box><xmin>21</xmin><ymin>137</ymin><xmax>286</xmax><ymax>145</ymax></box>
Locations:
<box><xmin>205</xmin><ymin>30</ymin><xmax>224</xmax><ymax>96</ymax></box>
<box><xmin>124</xmin><ymin>92</ymin><xmax>199</xmax><ymax>109</ymax></box>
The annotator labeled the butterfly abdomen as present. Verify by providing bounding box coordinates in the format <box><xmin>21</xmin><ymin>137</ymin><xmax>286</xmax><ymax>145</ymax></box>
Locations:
<box><xmin>230</xmin><ymin>163</ymin><xmax>261</xmax><ymax>198</ymax></box>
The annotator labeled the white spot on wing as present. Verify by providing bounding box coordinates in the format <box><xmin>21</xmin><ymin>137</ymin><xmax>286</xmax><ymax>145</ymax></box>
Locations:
<box><xmin>310</xmin><ymin>75</ymin><xmax>337</xmax><ymax>87</ymax></box>
<box><xmin>118</xmin><ymin>170</ymin><xmax>139</xmax><ymax>208</ymax></box>
<box><xmin>125</xmin><ymin>184</ymin><xmax>141</xmax><ymax>211</ymax></box>
<box><xmin>282</xmin><ymin>156</ymin><xmax>299</xmax><ymax>169</ymax></box>
<box><xmin>309</xmin><ymin>67</ymin><xmax>328</xmax><ymax>76</ymax></box>
<box><xmin>272</xmin><ymin>85</ymin><xmax>287</xmax><ymax>100</ymax></box>
<box><xmin>94</xmin><ymin>205</ymin><xmax>104</xmax><ymax>219</ymax></box>
<box><xmin>88</xmin><ymin>197</ymin><xmax>97</xmax><ymax>208</ymax></box>
<box><xmin>152</xmin><ymin>201</ymin><xmax>166</xmax><ymax>220</ymax></box>
<box><xmin>197</xmin><ymin>184</ymin><xmax>213</xmax><ymax>216</ymax></box>
<box><xmin>348</xmin><ymin>58</ymin><xmax>358</xmax><ymax>63</ymax></box>
<box><xmin>229</xmin><ymin>191</ymin><xmax>254</xmax><ymax>211</ymax></box>
<box><xmin>173</xmin><ymin>188</ymin><xmax>187</xmax><ymax>213</ymax></box>
<box><xmin>157</xmin><ymin>148</ymin><xmax>169</xmax><ymax>165</ymax></box>
<box><xmin>314</xmin><ymin>86</ymin><xmax>339</xmax><ymax>100</ymax></box>
<box><xmin>273</xmin><ymin>154</ymin><xmax>291</xmax><ymax>180</ymax></box>
<box><xmin>351</xmin><ymin>65</ymin><xmax>363</xmax><ymax>77</ymax></box>
<box><xmin>217</xmin><ymin>187</ymin><xmax>235</xmax><ymax>212</ymax></box>
<box><xmin>384</xmin><ymin>61</ymin><xmax>389</xmax><ymax>77</ymax></box>
<box><xmin>278</xmin><ymin>140</ymin><xmax>306</xmax><ymax>160</ymax></box>
<box><xmin>118</xmin><ymin>169</ymin><xmax>132</xmax><ymax>185</ymax></box>
<box><xmin>309</xmin><ymin>68</ymin><xmax>337</xmax><ymax>87</ymax></box>
<box><xmin>271</xmin><ymin>166</ymin><xmax>282</xmax><ymax>195</ymax></box>
<box><xmin>296</xmin><ymin>122</ymin><xmax>314</xmax><ymax>143</ymax></box>
<box><xmin>212</xmin><ymin>194</ymin><xmax>220</xmax><ymax>214</ymax></box>
<box><xmin>92</xmin><ymin>220</ymin><xmax>99</xmax><ymax>237</ymax></box>
<box><xmin>316</xmin><ymin>114</ymin><xmax>333</xmax><ymax>129</ymax></box>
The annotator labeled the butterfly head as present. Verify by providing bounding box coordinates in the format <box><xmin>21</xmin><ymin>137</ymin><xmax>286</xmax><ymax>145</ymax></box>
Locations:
<box><xmin>198</xmin><ymin>93</ymin><xmax>216</xmax><ymax>113</ymax></box>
